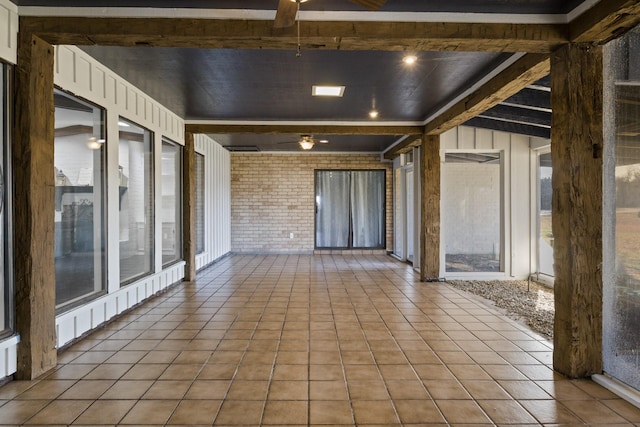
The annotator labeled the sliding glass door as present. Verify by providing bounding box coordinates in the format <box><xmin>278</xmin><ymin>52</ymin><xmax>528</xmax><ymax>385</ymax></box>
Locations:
<box><xmin>315</xmin><ymin>170</ymin><xmax>385</xmax><ymax>249</ymax></box>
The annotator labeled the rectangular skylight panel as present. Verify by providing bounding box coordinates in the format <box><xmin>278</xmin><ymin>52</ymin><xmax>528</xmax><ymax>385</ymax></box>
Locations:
<box><xmin>312</xmin><ymin>85</ymin><xmax>345</xmax><ymax>97</ymax></box>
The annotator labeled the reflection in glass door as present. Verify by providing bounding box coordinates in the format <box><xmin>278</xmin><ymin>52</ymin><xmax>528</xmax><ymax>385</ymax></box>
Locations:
<box><xmin>0</xmin><ymin>63</ymin><xmax>9</xmax><ymax>335</ymax></box>
<box><xmin>406</xmin><ymin>167</ymin><xmax>414</xmax><ymax>263</ymax></box>
<box><xmin>604</xmin><ymin>27</ymin><xmax>640</xmax><ymax>391</ymax></box>
<box><xmin>443</xmin><ymin>152</ymin><xmax>503</xmax><ymax>272</ymax></box>
<box><xmin>537</xmin><ymin>152</ymin><xmax>554</xmax><ymax>277</ymax></box>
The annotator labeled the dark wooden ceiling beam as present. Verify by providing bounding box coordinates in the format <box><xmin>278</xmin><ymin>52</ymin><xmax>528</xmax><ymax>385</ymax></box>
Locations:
<box><xmin>20</xmin><ymin>16</ymin><xmax>566</xmax><ymax>53</ymax></box>
<box><xmin>185</xmin><ymin>123</ymin><xmax>424</xmax><ymax>135</ymax></box>
<box><xmin>570</xmin><ymin>0</ymin><xmax>640</xmax><ymax>44</ymax></box>
<box><xmin>384</xmin><ymin>53</ymin><xmax>549</xmax><ymax>158</ymax></box>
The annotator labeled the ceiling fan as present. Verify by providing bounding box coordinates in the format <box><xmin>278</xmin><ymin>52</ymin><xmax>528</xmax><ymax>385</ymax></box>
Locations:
<box><xmin>278</xmin><ymin>135</ymin><xmax>330</xmax><ymax>150</ymax></box>
<box><xmin>274</xmin><ymin>0</ymin><xmax>388</xmax><ymax>28</ymax></box>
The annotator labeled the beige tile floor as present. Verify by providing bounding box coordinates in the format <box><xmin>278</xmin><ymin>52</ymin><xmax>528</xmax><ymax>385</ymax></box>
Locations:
<box><xmin>1</xmin><ymin>254</ymin><xmax>639</xmax><ymax>426</ymax></box>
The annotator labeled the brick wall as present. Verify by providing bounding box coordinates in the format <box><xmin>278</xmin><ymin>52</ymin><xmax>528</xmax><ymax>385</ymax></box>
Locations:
<box><xmin>231</xmin><ymin>153</ymin><xmax>393</xmax><ymax>253</ymax></box>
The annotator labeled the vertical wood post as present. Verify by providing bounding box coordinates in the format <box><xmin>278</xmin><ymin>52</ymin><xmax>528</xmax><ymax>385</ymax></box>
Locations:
<box><xmin>551</xmin><ymin>43</ymin><xmax>603</xmax><ymax>378</ymax></box>
<box><xmin>420</xmin><ymin>134</ymin><xmax>441</xmax><ymax>281</ymax></box>
<box><xmin>182</xmin><ymin>131</ymin><xmax>196</xmax><ymax>281</ymax></box>
<box><xmin>13</xmin><ymin>32</ymin><xmax>57</xmax><ymax>379</ymax></box>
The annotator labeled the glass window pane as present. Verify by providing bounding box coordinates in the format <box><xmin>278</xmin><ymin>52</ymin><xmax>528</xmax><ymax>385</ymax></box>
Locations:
<box><xmin>604</xmin><ymin>26</ymin><xmax>640</xmax><ymax>391</ymax></box>
<box><xmin>195</xmin><ymin>153</ymin><xmax>205</xmax><ymax>255</ymax></box>
<box><xmin>406</xmin><ymin>168</ymin><xmax>415</xmax><ymax>261</ymax></box>
<box><xmin>393</xmin><ymin>166</ymin><xmax>404</xmax><ymax>258</ymax></box>
<box><xmin>0</xmin><ymin>63</ymin><xmax>7</xmax><ymax>332</ymax></box>
<box><xmin>316</xmin><ymin>171</ymin><xmax>350</xmax><ymax>248</ymax></box>
<box><xmin>444</xmin><ymin>152</ymin><xmax>503</xmax><ymax>272</ymax></box>
<box><xmin>161</xmin><ymin>139</ymin><xmax>182</xmax><ymax>266</ymax></box>
<box><xmin>54</xmin><ymin>89</ymin><xmax>106</xmax><ymax>308</ymax></box>
<box><xmin>538</xmin><ymin>152</ymin><xmax>554</xmax><ymax>277</ymax></box>
<box><xmin>119</xmin><ymin>119</ymin><xmax>154</xmax><ymax>284</ymax></box>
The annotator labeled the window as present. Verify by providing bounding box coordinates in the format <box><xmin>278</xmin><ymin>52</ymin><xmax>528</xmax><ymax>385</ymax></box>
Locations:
<box><xmin>443</xmin><ymin>152</ymin><xmax>503</xmax><ymax>272</ymax></box>
<box><xmin>0</xmin><ymin>63</ymin><xmax>12</xmax><ymax>335</ymax></box>
<box><xmin>195</xmin><ymin>153</ymin><xmax>205</xmax><ymax>255</ymax></box>
<box><xmin>315</xmin><ymin>170</ymin><xmax>385</xmax><ymax>249</ymax></box>
<box><xmin>119</xmin><ymin>118</ymin><xmax>154</xmax><ymax>284</ymax></box>
<box><xmin>161</xmin><ymin>139</ymin><xmax>182</xmax><ymax>266</ymax></box>
<box><xmin>54</xmin><ymin>89</ymin><xmax>106</xmax><ymax>309</ymax></box>
<box><xmin>537</xmin><ymin>152</ymin><xmax>554</xmax><ymax>277</ymax></box>
<box><xmin>603</xmin><ymin>26</ymin><xmax>640</xmax><ymax>391</ymax></box>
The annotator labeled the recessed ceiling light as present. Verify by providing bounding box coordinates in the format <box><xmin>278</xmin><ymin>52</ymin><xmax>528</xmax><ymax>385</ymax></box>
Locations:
<box><xmin>312</xmin><ymin>85</ymin><xmax>345</xmax><ymax>97</ymax></box>
<box><xmin>369</xmin><ymin>110</ymin><xmax>379</xmax><ymax>119</ymax></box>
<box><xmin>118</xmin><ymin>121</ymin><xmax>130</xmax><ymax>127</ymax></box>
<box><xmin>403</xmin><ymin>55</ymin><xmax>417</xmax><ymax>65</ymax></box>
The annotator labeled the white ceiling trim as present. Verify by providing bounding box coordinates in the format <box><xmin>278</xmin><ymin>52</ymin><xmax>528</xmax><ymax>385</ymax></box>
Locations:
<box><xmin>476</xmin><ymin>114</ymin><xmax>552</xmax><ymax>129</ymax></box>
<box><xmin>382</xmin><ymin>52</ymin><xmax>526</xmax><ymax>155</ymax></box>
<box><xmin>185</xmin><ymin>120</ymin><xmax>425</xmax><ymax>127</ymax></box>
<box><xmin>420</xmin><ymin>52</ymin><xmax>526</xmax><ymax>126</ymax></box>
<box><xmin>567</xmin><ymin>0</ymin><xmax>602</xmax><ymax>22</ymax></box>
<box><xmin>18</xmin><ymin>6</ymin><xmax>571</xmax><ymax>24</ymax></box>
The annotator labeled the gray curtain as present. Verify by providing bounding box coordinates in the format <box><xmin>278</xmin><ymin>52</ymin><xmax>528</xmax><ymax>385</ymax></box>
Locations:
<box><xmin>351</xmin><ymin>171</ymin><xmax>384</xmax><ymax>248</ymax></box>
<box><xmin>315</xmin><ymin>171</ymin><xmax>350</xmax><ymax>247</ymax></box>
<box><xmin>316</xmin><ymin>170</ymin><xmax>384</xmax><ymax>248</ymax></box>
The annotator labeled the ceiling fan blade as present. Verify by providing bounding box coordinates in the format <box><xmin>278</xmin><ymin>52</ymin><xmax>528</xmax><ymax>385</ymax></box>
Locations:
<box><xmin>274</xmin><ymin>0</ymin><xmax>298</xmax><ymax>28</ymax></box>
<box><xmin>348</xmin><ymin>0</ymin><xmax>387</xmax><ymax>11</ymax></box>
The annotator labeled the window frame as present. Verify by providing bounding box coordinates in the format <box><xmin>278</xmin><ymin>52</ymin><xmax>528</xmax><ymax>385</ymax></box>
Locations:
<box><xmin>118</xmin><ymin>117</ymin><xmax>156</xmax><ymax>286</ymax></box>
<box><xmin>314</xmin><ymin>169</ymin><xmax>387</xmax><ymax>250</ymax></box>
<box><xmin>161</xmin><ymin>137</ymin><xmax>183</xmax><ymax>268</ymax></box>
<box><xmin>53</xmin><ymin>86</ymin><xmax>109</xmax><ymax>312</ymax></box>
<box><xmin>0</xmin><ymin>61</ymin><xmax>14</xmax><ymax>338</ymax></box>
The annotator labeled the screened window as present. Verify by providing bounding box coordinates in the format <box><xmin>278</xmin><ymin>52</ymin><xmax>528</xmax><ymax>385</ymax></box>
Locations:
<box><xmin>54</xmin><ymin>89</ymin><xmax>106</xmax><ymax>309</ymax></box>
<box><xmin>443</xmin><ymin>152</ymin><xmax>503</xmax><ymax>272</ymax></box>
<box><xmin>119</xmin><ymin>119</ymin><xmax>154</xmax><ymax>284</ymax></box>
<box><xmin>0</xmin><ymin>63</ymin><xmax>11</xmax><ymax>334</ymax></box>
<box><xmin>161</xmin><ymin>139</ymin><xmax>182</xmax><ymax>266</ymax></box>
<box><xmin>315</xmin><ymin>170</ymin><xmax>385</xmax><ymax>249</ymax></box>
<box><xmin>603</xmin><ymin>26</ymin><xmax>640</xmax><ymax>391</ymax></box>
<box><xmin>195</xmin><ymin>153</ymin><xmax>205</xmax><ymax>254</ymax></box>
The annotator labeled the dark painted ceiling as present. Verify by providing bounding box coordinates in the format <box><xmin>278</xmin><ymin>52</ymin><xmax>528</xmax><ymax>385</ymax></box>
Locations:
<box><xmin>20</xmin><ymin>0</ymin><xmax>573</xmax><ymax>151</ymax></box>
<box><xmin>80</xmin><ymin>47</ymin><xmax>511</xmax><ymax>122</ymax></box>
<box><xmin>11</xmin><ymin>0</ymin><xmax>586</xmax><ymax>14</ymax></box>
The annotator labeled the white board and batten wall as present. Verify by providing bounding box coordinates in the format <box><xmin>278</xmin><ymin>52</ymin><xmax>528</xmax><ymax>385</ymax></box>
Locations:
<box><xmin>54</xmin><ymin>45</ymin><xmax>187</xmax><ymax>348</ymax></box>
<box><xmin>54</xmin><ymin>47</ymin><xmax>232</xmax><ymax>348</ymax></box>
<box><xmin>195</xmin><ymin>134</ymin><xmax>232</xmax><ymax>270</ymax></box>
<box><xmin>440</xmin><ymin>126</ymin><xmax>546</xmax><ymax>281</ymax></box>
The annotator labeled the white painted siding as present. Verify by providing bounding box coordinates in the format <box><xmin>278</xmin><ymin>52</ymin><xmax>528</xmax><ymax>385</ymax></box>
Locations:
<box><xmin>53</xmin><ymin>46</ymin><xmax>187</xmax><ymax>348</ymax></box>
<box><xmin>0</xmin><ymin>0</ymin><xmax>17</xmax><ymax>65</ymax></box>
<box><xmin>440</xmin><ymin>126</ymin><xmax>534</xmax><ymax>280</ymax></box>
<box><xmin>194</xmin><ymin>134</ymin><xmax>232</xmax><ymax>270</ymax></box>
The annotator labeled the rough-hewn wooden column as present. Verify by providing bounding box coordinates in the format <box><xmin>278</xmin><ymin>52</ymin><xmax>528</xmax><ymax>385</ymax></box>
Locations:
<box><xmin>420</xmin><ymin>134</ymin><xmax>441</xmax><ymax>281</ymax></box>
<box><xmin>13</xmin><ymin>33</ymin><xmax>57</xmax><ymax>379</ymax></box>
<box><xmin>182</xmin><ymin>131</ymin><xmax>196</xmax><ymax>281</ymax></box>
<box><xmin>551</xmin><ymin>43</ymin><xmax>603</xmax><ymax>378</ymax></box>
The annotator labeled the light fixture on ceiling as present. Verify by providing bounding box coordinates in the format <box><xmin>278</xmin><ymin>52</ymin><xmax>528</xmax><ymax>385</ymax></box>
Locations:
<box><xmin>87</xmin><ymin>136</ymin><xmax>106</xmax><ymax>150</ymax></box>
<box><xmin>369</xmin><ymin>110</ymin><xmax>379</xmax><ymax>119</ymax></box>
<box><xmin>118</xmin><ymin>121</ymin><xmax>130</xmax><ymax>127</ymax></box>
<box><xmin>299</xmin><ymin>135</ymin><xmax>315</xmax><ymax>150</ymax></box>
<box><xmin>312</xmin><ymin>85</ymin><xmax>345</xmax><ymax>97</ymax></box>
<box><xmin>403</xmin><ymin>54</ymin><xmax>417</xmax><ymax>65</ymax></box>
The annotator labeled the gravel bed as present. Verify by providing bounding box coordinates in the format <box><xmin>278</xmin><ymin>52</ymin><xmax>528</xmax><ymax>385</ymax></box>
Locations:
<box><xmin>446</xmin><ymin>279</ymin><xmax>555</xmax><ymax>339</ymax></box>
